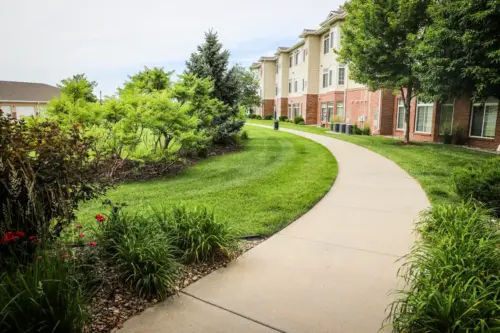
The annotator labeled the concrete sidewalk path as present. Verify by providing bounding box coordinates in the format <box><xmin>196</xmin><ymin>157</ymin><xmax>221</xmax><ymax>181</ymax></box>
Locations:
<box><xmin>120</xmin><ymin>125</ymin><xmax>430</xmax><ymax>333</ymax></box>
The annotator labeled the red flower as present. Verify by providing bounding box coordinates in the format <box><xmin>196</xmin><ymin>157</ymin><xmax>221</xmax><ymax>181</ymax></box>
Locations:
<box><xmin>1</xmin><ymin>232</ymin><xmax>18</xmax><ymax>244</ymax></box>
<box><xmin>14</xmin><ymin>231</ymin><xmax>25</xmax><ymax>238</ymax></box>
<box><xmin>61</xmin><ymin>253</ymin><xmax>69</xmax><ymax>259</ymax></box>
<box><xmin>88</xmin><ymin>241</ymin><xmax>97</xmax><ymax>247</ymax></box>
<box><xmin>95</xmin><ymin>214</ymin><xmax>105</xmax><ymax>222</ymax></box>
<box><xmin>29</xmin><ymin>235</ymin><xmax>37</xmax><ymax>242</ymax></box>
<box><xmin>79</xmin><ymin>233</ymin><xmax>85</xmax><ymax>238</ymax></box>
<box><xmin>76</xmin><ymin>223</ymin><xmax>83</xmax><ymax>229</ymax></box>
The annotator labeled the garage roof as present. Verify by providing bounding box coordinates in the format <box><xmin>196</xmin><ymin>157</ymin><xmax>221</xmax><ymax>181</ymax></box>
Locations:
<box><xmin>0</xmin><ymin>81</ymin><xmax>60</xmax><ymax>102</ymax></box>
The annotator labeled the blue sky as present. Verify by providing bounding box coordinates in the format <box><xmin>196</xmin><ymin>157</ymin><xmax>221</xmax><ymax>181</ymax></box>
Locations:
<box><xmin>1</xmin><ymin>0</ymin><xmax>344</xmax><ymax>96</ymax></box>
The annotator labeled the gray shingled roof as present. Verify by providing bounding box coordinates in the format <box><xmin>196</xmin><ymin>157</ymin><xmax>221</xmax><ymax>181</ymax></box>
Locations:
<box><xmin>0</xmin><ymin>81</ymin><xmax>60</xmax><ymax>102</ymax></box>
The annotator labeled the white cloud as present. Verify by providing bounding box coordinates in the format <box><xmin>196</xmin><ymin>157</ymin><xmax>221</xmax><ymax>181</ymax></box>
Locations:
<box><xmin>0</xmin><ymin>0</ymin><xmax>344</xmax><ymax>95</ymax></box>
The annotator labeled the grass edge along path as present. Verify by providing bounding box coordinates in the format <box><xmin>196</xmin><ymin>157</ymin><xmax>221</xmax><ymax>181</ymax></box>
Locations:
<box><xmin>77</xmin><ymin>125</ymin><xmax>338</xmax><ymax>236</ymax></box>
<box><xmin>247</xmin><ymin>119</ymin><xmax>496</xmax><ymax>205</ymax></box>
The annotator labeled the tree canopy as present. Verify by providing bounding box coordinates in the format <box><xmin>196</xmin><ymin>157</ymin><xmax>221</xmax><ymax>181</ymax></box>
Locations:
<box><xmin>415</xmin><ymin>0</ymin><xmax>500</xmax><ymax>102</ymax></box>
<box><xmin>339</xmin><ymin>0</ymin><xmax>431</xmax><ymax>142</ymax></box>
<box><xmin>57</xmin><ymin>73</ymin><xmax>98</xmax><ymax>103</ymax></box>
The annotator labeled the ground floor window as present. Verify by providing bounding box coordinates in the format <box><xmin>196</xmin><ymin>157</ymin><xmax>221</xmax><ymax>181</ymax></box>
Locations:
<box><xmin>294</xmin><ymin>103</ymin><xmax>300</xmax><ymax>117</ymax></box>
<box><xmin>336</xmin><ymin>102</ymin><xmax>344</xmax><ymax>118</ymax></box>
<box><xmin>415</xmin><ymin>100</ymin><xmax>434</xmax><ymax>133</ymax></box>
<box><xmin>0</xmin><ymin>105</ymin><xmax>12</xmax><ymax>117</ymax></box>
<box><xmin>321</xmin><ymin>102</ymin><xmax>327</xmax><ymax>122</ymax></box>
<box><xmin>439</xmin><ymin>101</ymin><xmax>454</xmax><ymax>135</ymax></box>
<box><xmin>396</xmin><ymin>99</ymin><xmax>405</xmax><ymax>130</ymax></box>
<box><xmin>288</xmin><ymin>104</ymin><xmax>292</xmax><ymax>118</ymax></box>
<box><xmin>470</xmin><ymin>98</ymin><xmax>498</xmax><ymax>138</ymax></box>
<box><xmin>327</xmin><ymin>102</ymin><xmax>333</xmax><ymax>122</ymax></box>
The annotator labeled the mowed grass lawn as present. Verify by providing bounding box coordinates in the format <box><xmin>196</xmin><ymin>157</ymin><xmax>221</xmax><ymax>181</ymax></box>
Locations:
<box><xmin>77</xmin><ymin>126</ymin><xmax>337</xmax><ymax>236</ymax></box>
<box><xmin>248</xmin><ymin>119</ymin><xmax>497</xmax><ymax>205</ymax></box>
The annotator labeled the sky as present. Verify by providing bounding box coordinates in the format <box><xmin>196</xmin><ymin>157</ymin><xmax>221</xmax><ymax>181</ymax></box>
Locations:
<box><xmin>1</xmin><ymin>0</ymin><xmax>344</xmax><ymax>97</ymax></box>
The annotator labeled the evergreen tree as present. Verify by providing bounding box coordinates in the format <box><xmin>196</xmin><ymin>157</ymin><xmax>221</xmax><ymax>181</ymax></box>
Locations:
<box><xmin>339</xmin><ymin>0</ymin><xmax>431</xmax><ymax>143</ymax></box>
<box><xmin>415</xmin><ymin>0</ymin><xmax>500</xmax><ymax>102</ymax></box>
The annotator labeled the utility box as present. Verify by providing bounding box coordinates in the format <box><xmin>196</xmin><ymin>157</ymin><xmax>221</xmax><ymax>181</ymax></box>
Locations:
<box><xmin>340</xmin><ymin>123</ymin><xmax>347</xmax><ymax>133</ymax></box>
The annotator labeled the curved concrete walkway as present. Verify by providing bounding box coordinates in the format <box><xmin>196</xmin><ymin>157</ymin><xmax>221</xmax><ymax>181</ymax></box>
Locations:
<box><xmin>120</xmin><ymin>125</ymin><xmax>430</xmax><ymax>333</ymax></box>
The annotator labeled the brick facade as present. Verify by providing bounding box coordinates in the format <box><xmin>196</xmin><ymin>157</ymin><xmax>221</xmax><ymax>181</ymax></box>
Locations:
<box><xmin>305</xmin><ymin>94</ymin><xmax>318</xmax><ymax>125</ymax></box>
<box><xmin>276</xmin><ymin>98</ymin><xmax>288</xmax><ymax>118</ymax></box>
<box><xmin>390</xmin><ymin>93</ymin><xmax>500</xmax><ymax>149</ymax></box>
<box><xmin>317</xmin><ymin>91</ymin><xmax>344</xmax><ymax>126</ymax></box>
<box><xmin>262</xmin><ymin>99</ymin><xmax>275</xmax><ymax>118</ymax></box>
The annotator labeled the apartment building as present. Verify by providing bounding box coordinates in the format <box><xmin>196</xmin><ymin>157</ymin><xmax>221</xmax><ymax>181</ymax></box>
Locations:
<box><xmin>252</xmin><ymin>9</ymin><xmax>500</xmax><ymax>150</ymax></box>
<box><xmin>250</xmin><ymin>58</ymin><xmax>276</xmax><ymax>117</ymax></box>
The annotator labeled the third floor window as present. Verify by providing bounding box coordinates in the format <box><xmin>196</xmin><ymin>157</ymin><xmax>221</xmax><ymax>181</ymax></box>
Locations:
<box><xmin>323</xmin><ymin>34</ymin><xmax>330</xmax><ymax>54</ymax></box>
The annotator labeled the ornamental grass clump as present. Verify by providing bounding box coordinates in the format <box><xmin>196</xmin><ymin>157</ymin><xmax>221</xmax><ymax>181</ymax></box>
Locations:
<box><xmin>386</xmin><ymin>202</ymin><xmax>500</xmax><ymax>332</ymax></box>
<box><xmin>0</xmin><ymin>250</ymin><xmax>89</xmax><ymax>333</ymax></box>
<box><xmin>153</xmin><ymin>205</ymin><xmax>235</xmax><ymax>264</ymax></box>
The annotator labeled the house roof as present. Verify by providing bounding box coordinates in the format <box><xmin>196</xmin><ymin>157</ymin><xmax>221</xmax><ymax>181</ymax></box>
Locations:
<box><xmin>0</xmin><ymin>81</ymin><xmax>60</xmax><ymax>102</ymax></box>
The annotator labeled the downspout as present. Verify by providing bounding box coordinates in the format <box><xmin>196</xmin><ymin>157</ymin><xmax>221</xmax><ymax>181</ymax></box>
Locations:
<box><xmin>343</xmin><ymin>66</ymin><xmax>348</xmax><ymax>123</ymax></box>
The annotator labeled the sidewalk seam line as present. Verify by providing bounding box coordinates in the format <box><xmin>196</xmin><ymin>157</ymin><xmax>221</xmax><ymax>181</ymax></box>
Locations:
<box><xmin>275</xmin><ymin>234</ymin><xmax>402</xmax><ymax>258</ymax></box>
<box><xmin>180</xmin><ymin>291</ymin><xmax>289</xmax><ymax>333</ymax></box>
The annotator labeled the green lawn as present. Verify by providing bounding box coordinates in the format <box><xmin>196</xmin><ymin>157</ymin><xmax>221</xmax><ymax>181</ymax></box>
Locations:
<box><xmin>248</xmin><ymin>119</ymin><xmax>496</xmax><ymax>205</ymax></box>
<box><xmin>77</xmin><ymin>126</ymin><xmax>337</xmax><ymax>236</ymax></box>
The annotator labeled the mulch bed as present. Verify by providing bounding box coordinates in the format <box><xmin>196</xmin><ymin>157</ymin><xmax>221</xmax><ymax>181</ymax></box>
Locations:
<box><xmin>84</xmin><ymin>238</ymin><xmax>264</xmax><ymax>333</ymax></box>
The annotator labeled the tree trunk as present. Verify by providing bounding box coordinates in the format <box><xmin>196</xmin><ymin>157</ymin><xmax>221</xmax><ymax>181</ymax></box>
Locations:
<box><xmin>401</xmin><ymin>84</ymin><xmax>413</xmax><ymax>144</ymax></box>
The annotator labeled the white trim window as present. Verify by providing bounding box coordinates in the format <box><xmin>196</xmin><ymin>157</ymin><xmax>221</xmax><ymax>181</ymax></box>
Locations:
<box><xmin>439</xmin><ymin>100</ymin><xmax>454</xmax><ymax>135</ymax></box>
<box><xmin>415</xmin><ymin>99</ymin><xmax>434</xmax><ymax>133</ymax></box>
<box><xmin>322</xmin><ymin>70</ymin><xmax>328</xmax><ymax>88</ymax></box>
<box><xmin>470</xmin><ymin>98</ymin><xmax>499</xmax><ymax>138</ymax></box>
<box><xmin>0</xmin><ymin>105</ymin><xmax>12</xmax><ymax>118</ymax></box>
<box><xmin>329</xmin><ymin>70</ymin><xmax>333</xmax><ymax>86</ymax></box>
<box><xmin>294</xmin><ymin>103</ymin><xmax>300</xmax><ymax>117</ymax></box>
<box><xmin>338</xmin><ymin>64</ymin><xmax>345</xmax><ymax>85</ymax></box>
<box><xmin>294</xmin><ymin>51</ymin><xmax>300</xmax><ymax>66</ymax></box>
<box><xmin>327</xmin><ymin>102</ymin><xmax>334</xmax><ymax>122</ymax></box>
<box><xmin>294</xmin><ymin>80</ymin><xmax>298</xmax><ymax>93</ymax></box>
<box><xmin>323</xmin><ymin>34</ymin><xmax>330</xmax><ymax>54</ymax></box>
<box><xmin>288</xmin><ymin>80</ymin><xmax>292</xmax><ymax>93</ymax></box>
<box><xmin>289</xmin><ymin>55</ymin><xmax>293</xmax><ymax>67</ymax></box>
<box><xmin>330</xmin><ymin>31</ymin><xmax>335</xmax><ymax>50</ymax></box>
<box><xmin>302</xmin><ymin>49</ymin><xmax>307</xmax><ymax>62</ymax></box>
<box><xmin>321</xmin><ymin>102</ymin><xmax>327</xmax><ymax>122</ymax></box>
<box><xmin>288</xmin><ymin>104</ymin><xmax>292</xmax><ymax>118</ymax></box>
<box><xmin>396</xmin><ymin>99</ymin><xmax>405</xmax><ymax>130</ymax></box>
<box><xmin>336</xmin><ymin>102</ymin><xmax>344</xmax><ymax>117</ymax></box>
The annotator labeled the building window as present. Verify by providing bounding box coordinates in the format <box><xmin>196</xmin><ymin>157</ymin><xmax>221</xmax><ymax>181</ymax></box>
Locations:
<box><xmin>470</xmin><ymin>98</ymin><xmax>499</xmax><ymax>138</ymax></box>
<box><xmin>0</xmin><ymin>105</ymin><xmax>12</xmax><ymax>118</ymax></box>
<box><xmin>396</xmin><ymin>99</ymin><xmax>405</xmax><ymax>130</ymax></box>
<box><xmin>288</xmin><ymin>80</ymin><xmax>292</xmax><ymax>93</ymax></box>
<box><xmin>303</xmin><ymin>49</ymin><xmax>307</xmax><ymax>62</ymax></box>
<box><xmin>295</xmin><ymin>50</ymin><xmax>300</xmax><ymax>65</ymax></box>
<box><xmin>330</xmin><ymin>31</ymin><xmax>335</xmax><ymax>50</ymax></box>
<box><xmin>322</xmin><ymin>70</ymin><xmax>328</xmax><ymax>88</ymax></box>
<box><xmin>415</xmin><ymin>99</ymin><xmax>434</xmax><ymax>133</ymax></box>
<box><xmin>323</xmin><ymin>34</ymin><xmax>330</xmax><ymax>54</ymax></box>
<box><xmin>276</xmin><ymin>86</ymin><xmax>278</xmax><ymax>95</ymax></box>
<box><xmin>321</xmin><ymin>103</ymin><xmax>327</xmax><ymax>122</ymax></box>
<box><xmin>329</xmin><ymin>70</ymin><xmax>333</xmax><ymax>86</ymax></box>
<box><xmin>338</xmin><ymin>64</ymin><xmax>345</xmax><ymax>85</ymax></box>
<box><xmin>327</xmin><ymin>102</ymin><xmax>334</xmax><ymax>122</ymax></box>
<box><xmin>294</xmin><ymin>80</ymin><xmax>298</xmax><ymax>92</ymax></box>
<box><xmin>302</xmin><ymin>79</ymin><xmax>305</xmax><ymax>91</ymax></box>
<box><xmin>336</xmin><ymin>102</ymin><xmax>344</xmax><ymax>117</ymax></box>
<box><xmin>439</xmin><ymin>100</ymin><xmax>454</xmax><ymax>135</ymax></box>
<box><xmin>288</xmin><ymin>104</ymin><xmax>292</xmax><ymax>118</ymax></box>
<box><xmin>289</xmin><ymin>55</ymin><xmax>293</xmax><ymax>67</ymax></box>
<box><xmin>276</xmin><ymin>62</ymin><xmax>279</xmax><ymax>74</ymax></box>
<box><xmin>294</xmin><ymin>103</ymin><xmax>300</xmax><ymax>117</ymax></box>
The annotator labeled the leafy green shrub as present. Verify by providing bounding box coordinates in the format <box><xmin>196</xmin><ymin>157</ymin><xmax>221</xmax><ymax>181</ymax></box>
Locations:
<box><xmin>0</xmin><ymin>116</ymin><xmax>109</xmax><ymax>244</ymax></box>
<box><xmin>154</xmin><ymin>206</ymin><xmax>235</xmax><ymax>264</ymax></box>
<box><xmin>361</xmin><ymin>126</ymin><xmax>371</xmax><ymax>135</ymax></box>
<box><xmin>452</xmin><ymin>125</ymin><xmax>467</xmax><ymax>145</ymax></box>
<box><xmin>0</xmin><ymin>250</ymin><xmax>89</xmax><ymax>333</ymax></box>
<box><xmin>264</xmin><ymin>115</ymin><xmax>273</xmax><ymax>120</ymax></box>
<box><xmin>248</xmin><ymin>114</ymin><xmax>257</xmax><ymax>119</ymax></box>
<box><xmin>352</xmin><ymin>124</ymin><xmax>362</xmax><ymax>135</ymax></box>
<box><xmin>240</xmin><ymin>130</ymin><xmax>249</xmax><ymax>140</ymax></box>
<box><xmin>279</xmin><ymin>115</ymin><xmax>288</xmax><ymax>122</ymax></box>
<box><xmin>387</xmin><ymin>202</ymin><xmax>500</xmax><ymax>332</ymax></box>
<box><xmin>294</xmin><ymin>116</ymin><xmax>305</xmax><ymax>124</ymax></box>
<box><xmin>255</xmin><ymin>115</ymin><xmax>262</xmax><ymax>120</ymax></box>
<box><xmin>213</xmin><ymin>119</ymin><xmax>246</xmax><ymax>145</ymax></box>
<box><xmin>453</xmin><ymin>158</ymin><xmax>500</xmax><ymax>217</ymax></box>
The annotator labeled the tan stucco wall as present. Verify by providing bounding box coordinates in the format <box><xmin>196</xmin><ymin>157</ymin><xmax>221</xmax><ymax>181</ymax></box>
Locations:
<box><xmin>276</xmin><ymin>53</ymin><xmax>290</xmax><ymax>98</ymax></box>
<box><xmin>262</xmin><ymin>60</ymin><xmax>277</xmax><ymax>100</ymax></box>
<box><xmin>287</xmin><ymin>44</ymin><xmax>308</xmax><ymax>98</ymax></box>
<box><xmin>306</xmin><ymin>35</ymin><xmax>321</xmax><ymax>95</ymax></box>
